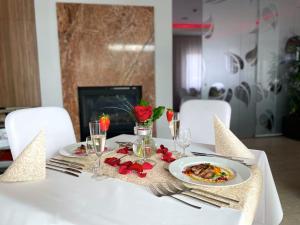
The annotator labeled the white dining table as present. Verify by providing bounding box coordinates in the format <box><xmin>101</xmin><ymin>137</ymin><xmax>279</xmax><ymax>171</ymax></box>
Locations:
<box><xmin>0</xmin><ymin>134</ymin><xmax>283</xmax><ymax>225</ymax></box>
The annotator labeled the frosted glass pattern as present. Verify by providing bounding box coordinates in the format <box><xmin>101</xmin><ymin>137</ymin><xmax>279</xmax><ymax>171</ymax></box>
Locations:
<box><xmin>201</xmin><ymin>0</ymin><xmax>300</xmax><ymax>137</ymax></box>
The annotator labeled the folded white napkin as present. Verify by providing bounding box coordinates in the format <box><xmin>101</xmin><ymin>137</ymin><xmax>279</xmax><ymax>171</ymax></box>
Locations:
<box><xmin>214</xmin><ymin>116</ymin><xmax>255</xmax><ymax>159</ymax></box>
<box><xmin>0</xmin><ymin>131</ymin><xmax>46</xmax><ymax>182</ymax></box>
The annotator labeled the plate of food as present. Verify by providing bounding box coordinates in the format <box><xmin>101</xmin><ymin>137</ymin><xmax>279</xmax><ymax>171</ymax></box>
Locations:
<box><xmin>59</xmin><ymin>142</ymin><xmax>89</xmax><ymax>158</ymax></box>
<box><xmin>169</xmin><ymin>156</ymin><xmax>251</xmax><ymax>187</ymax></box>
<box><xmin>59</xmin><ymin>142</ymin><xmax>112</xmax><ymax>158</ymax></box>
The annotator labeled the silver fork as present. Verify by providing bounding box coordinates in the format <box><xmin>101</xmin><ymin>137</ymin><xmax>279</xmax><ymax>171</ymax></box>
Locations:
<box><xmin>148</xmin><ymin>184</ymin><xmax>201</xmax><ymax>209</ymax></box>
<box><xmin>163</xmin><ymin>166</ymin><xmax>239</xmax><ymax>204</ymax></box>
<box><xmin>174</xmin><ymin>182</ymin><xmax>239</xmax><ymax>203</ymax></box>
<box><xmin>157</xmin><ymin>183</ymin><xmax>221</xmax><ymax>208</ymax></box>
<box><xmin>166</xmin><ymin>182</ymin><xmax>230</xmax><ymax>206</ymax></box>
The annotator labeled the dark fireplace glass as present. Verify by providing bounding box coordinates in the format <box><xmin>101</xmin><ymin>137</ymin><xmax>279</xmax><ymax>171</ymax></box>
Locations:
<box><xmin>78</xmin><ymin>86</ymin><xmax>142</xmax><ymax>141</ymax></box>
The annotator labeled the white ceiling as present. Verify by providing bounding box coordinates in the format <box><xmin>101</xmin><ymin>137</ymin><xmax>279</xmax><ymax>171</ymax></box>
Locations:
<box><xmin>173</xmin><ymin>0</ymin><xmax>202</xmax><ymax>23</ymax></box>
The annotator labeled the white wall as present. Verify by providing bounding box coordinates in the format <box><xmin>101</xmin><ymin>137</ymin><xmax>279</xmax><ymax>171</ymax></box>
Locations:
<box><xmin>34</xmin><ymin>0</ymin><xmax>173</xmax><ymax>138</ymax></box>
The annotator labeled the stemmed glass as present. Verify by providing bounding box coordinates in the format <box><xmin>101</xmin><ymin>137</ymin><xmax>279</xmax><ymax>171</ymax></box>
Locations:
<box><xmin>176</xmin><ymin>128</ymin><xmax>192</xmax><ymax>157</ymax></box>
<box><xmin>168</xmin><ymin>112</ymin><xmax>180</xmax><ymax>152</ymax></box>
<box><xmin>85</xmin><ymin>136</ymin><xmax>95</xmax><ymax>155</ymax></box>
<box><xmin>89</xmin><ymin>121</ymin><xmax>106</xmax><ymax>178</ymax></box>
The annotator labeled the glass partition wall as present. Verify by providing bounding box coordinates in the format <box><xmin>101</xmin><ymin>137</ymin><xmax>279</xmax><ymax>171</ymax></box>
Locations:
<box><xmin>174</xmin><ymin>0</ymin><xmax>300</xmax><ymax>138</ymax></box>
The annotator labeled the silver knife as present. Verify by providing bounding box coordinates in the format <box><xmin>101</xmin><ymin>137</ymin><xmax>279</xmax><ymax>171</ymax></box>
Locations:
<box><xmin>46</xmin><ymin>163</ymin><xmax>82</xmax><ymax>173</ymax></box>
<box><xmin>49</xmin><ymin>159</ymin><xmax>83</xmax><ymax>170</ymax></box>
<box><xmin>51</xmin><ymin>158</ymin><xmax>85</xmax><ymax>167</ymax></box>
<box><xmin>46</xmin><ymin>166</ymin><xmax>79</xmax><ymax>177</ymax></box>
<box><xmin>191</xmin><ymin>152</ymin><xmax>249</xmax><ymax>162</ymax></box>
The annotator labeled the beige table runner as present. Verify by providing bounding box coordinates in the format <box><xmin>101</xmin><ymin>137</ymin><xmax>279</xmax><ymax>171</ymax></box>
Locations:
<box><xmin>56</xmin><ymin>149</ymin><xmax>262</xmax><ymax>216</ymax></box>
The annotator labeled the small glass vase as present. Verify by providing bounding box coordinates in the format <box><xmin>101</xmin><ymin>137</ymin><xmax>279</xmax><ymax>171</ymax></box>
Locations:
<box><xmin>133</xmin><ymin>122</ymin><xmax>156</xmax><ymax>162</ymax></box>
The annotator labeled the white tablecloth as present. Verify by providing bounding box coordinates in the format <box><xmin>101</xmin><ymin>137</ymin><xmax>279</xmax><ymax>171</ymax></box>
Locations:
<box><xmin>0</xmin><ymin>135</ymin><xmax>282</xmax><ymax>225</ymax></box>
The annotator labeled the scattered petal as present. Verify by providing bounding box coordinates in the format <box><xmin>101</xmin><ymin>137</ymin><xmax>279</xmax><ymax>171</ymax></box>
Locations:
<box><xmin>120</xmin><ymin>161</ymin><xmax>133</xmax><ymax>167</ymax></box>
<box><xmin>156</xmin><ymin>148</ymin><xmax>163</xmax><ymax>154</ymax></box>
<box><xmin>162</xmin><ymin>154</ymin><xmax>176</xmax><ymax>163</ymax></box>
<box><xmin>137</xmin><ymin>172</ymin><xmax>147</xmax><ymax>178</ymax></box>
<box><xmin>104</xmin><ymin>157</ymin><xmax>120</xmax><ymax>167</ymax></box>
<box><xmin>142</xmin><ymin>162</ymin><xmax>153</xmax><ymax>170</ymax></box>
<box><xmin>129</xmin><ymin>163</ymin><xmax>143</xmax><ymax>173</ymax></box>
<box><xmin>157</xmin><ymin>148</ymin><xmax>168</xmax><ymax>154</ymax></box>
<box><xmin>164</xmin><ymin>151</ymin><xmax>172</xmax><ymax>158</ymax></box>
<box><xmin>162</xmin><ymin>152</ymin><xmax>176</xmax><ymax>163</ymax></box>
<box><xmin>119</xmin><ymin>165</ymin><xmax>131</xmax><ymax>174</ymax></box>
<box><xmin>156</xmin><ymin>144</ymin><xmax>176</xmax><ymax>163</ymax></box>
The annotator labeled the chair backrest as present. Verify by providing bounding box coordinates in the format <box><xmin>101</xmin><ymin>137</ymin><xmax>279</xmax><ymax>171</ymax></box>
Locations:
<box><xmin>5</xmin><ymin>107</ymin><xmax>76</xmax><ymax>160</ymax></box>
<box><xmin>180</xmin><ymin>100</ymin><xmax>231</xmax><ymax>145</ymax></box>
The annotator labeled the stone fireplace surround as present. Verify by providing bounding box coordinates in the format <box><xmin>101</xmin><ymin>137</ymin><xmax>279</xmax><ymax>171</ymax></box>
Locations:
<box><xmin>34</xmin><ymin>0</ymin><xmax>172</xmax><ymax>139</ymax></box>
<box><xmin>56</xmin><ymin>3</ymin><xmax>156</xmax><ymax>139</ymax></box>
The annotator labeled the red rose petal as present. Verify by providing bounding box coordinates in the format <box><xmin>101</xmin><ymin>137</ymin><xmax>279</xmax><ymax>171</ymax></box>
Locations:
<box><xmin>163</xmin><ymin>148</ymin><xmax>169</xmax><ymax>154</ymax></box>
<box><xmin>104</xmin><ymin>158</ymin><xmax>111</xmax><ymax>163</ymax></box>
<box><xmin>119</xmin><ymin>165</ymin><xmax>131</xmax><ymax>174</ymax></box>
<box><xmin>157</xmin><ymin>147</ymin><xmax>168</xmax><ymax>154</ymax></box>
<box><xmin>104</xmin><ymin>157</ymin><xmax>115</xmax><ymax>164</ymax></box>
<box><xmin>164</xmin><ymin>157</ymin><xmax>176</xmax><ymax>163</ymax></box>
<box><xmin>142</xmin><ymin>162</ymin><xmax>153</xmax><ymax>170</ymax></box>
<box><xmin>104</xmin><ymin>157</ymin><xmax>120</xmax><ymax>167</ymax></box>
<box><xmin>120</xmin><ymin>161</ymin><xmax>133</xmax><ymax>167</ymax></box>
<box><xmin>156</xmin><ymin>148</ymin><xmax>164</xmax><ymax>154</ymax></box>
<box><xmin>137</xmin><ymin>172</ymin><xmax>147</xmax><ymax>178</ymax></box>
<box><xmin>117</xmin><ymin>147</ymin><xmax>129</xmax><ymax>154</ymax></box>
<box><xmin>129</xmin><ymin>163</ymin><xmax>144</xmax><ymax>173</ymax></box>
<box><xmin>167</xmin><ymin>157</ymin><xmax>176</xmax><ymax>163</ymax></box>
<box><xmin>162</xmin><ymin>154</ymin><xmax>169</xmax><ymax>161</ymax></box>
<box><xmin>164</xmin><ymin>151</ymin><xmax>172</xmax><ymax>157</ymax></box>
<box><xmin>162</xmin><ymin>152</ymin><xmax>176</xmax><ymax>163</ymax></box>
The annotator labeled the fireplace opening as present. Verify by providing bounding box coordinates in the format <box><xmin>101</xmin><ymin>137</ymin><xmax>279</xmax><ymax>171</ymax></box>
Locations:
<box><xmin>78</xmin><ymin>86</ymin><xmax>142</xmax><ymax>141</ymax></box>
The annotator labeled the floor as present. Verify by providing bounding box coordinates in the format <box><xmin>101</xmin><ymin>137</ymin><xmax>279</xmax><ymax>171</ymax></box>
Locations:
<box><xmin>242</xmin><ymin>136</ymin><xmax>300</xmax><ymax>225</ymax></box>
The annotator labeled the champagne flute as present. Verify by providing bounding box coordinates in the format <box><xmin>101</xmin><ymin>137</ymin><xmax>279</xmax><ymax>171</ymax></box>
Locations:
<box><xmin>168</xmin><ymin>112</ymin><xmax>180</xmax><ymax>152</ymax></box>
<box><xmin>89</xmin><ymin>121</ymin><xmax>106</xmax><ymax>177</ymax></box>
<box><xmin>176</xmin><ymin>128</ymin><xmax>191</xmax><ymax>157</ymax></box>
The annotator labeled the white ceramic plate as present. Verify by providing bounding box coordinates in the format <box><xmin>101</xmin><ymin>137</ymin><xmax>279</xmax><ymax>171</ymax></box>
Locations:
<box><xmin>169</xmin><ymin>156</ymin><xmax>252</xmax><ymax>187</ymax></box>
<box><xmin>59</xmin><ymin>142</ymin><xmax>87</xmax><ymax>158</ymax></box>
<box><xmin>59</xmin><ymin>142</ymin><xmax>113</xmax><ymax>158</ymax></box>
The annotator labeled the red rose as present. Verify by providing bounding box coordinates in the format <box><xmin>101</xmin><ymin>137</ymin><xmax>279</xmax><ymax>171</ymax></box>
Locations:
<box><xmin>133</xmin><ymin>105</ymin><xmax>153</xmax><ymax>122</ymax></box>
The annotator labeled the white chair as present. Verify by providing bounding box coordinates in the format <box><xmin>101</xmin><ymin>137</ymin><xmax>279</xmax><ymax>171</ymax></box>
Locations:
<box><xmin>5</xmin><ymin>107</ymin><xmax>76</xmax><ymax>160</ymax></box>
<box><xmin>179</xmin><ymin>100</ymin><xmax>231</xmax><ymax>145</ymax></box>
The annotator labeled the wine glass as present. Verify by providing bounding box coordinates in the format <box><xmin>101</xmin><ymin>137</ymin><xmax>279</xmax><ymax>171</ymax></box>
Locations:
<box><xmin>85</xmin><ymin>136</ymin><xmax>95</xmax><ymax>155</ymax></box>
<box><xmin>89</xmin><ymin>121</ymin><xmax>106</xmax><ymax>177</ymax></box>
<box><xmin>168</xmin><ymin>112</ymin><xmax>180</xmax><ymax>152</ymax></box>
<box><xmin>176</xmin><ymin>128</ymin><xmax>191</xmax><ymax>157</ymax></box>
